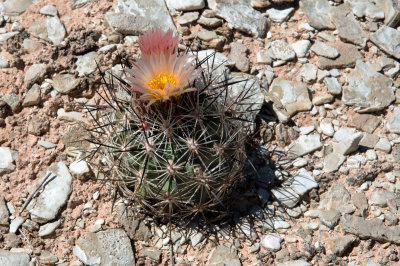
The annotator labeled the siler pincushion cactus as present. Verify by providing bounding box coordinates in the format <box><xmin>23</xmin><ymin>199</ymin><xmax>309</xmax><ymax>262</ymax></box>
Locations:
<box><xmin>86</xmin><ymin>29</ymin><xmax>258</xmax><ymax>221</ymax></box>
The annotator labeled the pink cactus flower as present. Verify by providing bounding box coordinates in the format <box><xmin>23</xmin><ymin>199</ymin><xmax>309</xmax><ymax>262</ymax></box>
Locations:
<box><xmin>126</xmin><ymin>29</ymin><xmax>200</xmax><ymax>106</ymax></box>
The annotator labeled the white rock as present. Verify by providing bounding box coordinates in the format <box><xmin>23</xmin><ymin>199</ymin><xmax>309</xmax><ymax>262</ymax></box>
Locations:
<box><xmin>299</xmin><ymin>125</ymin><xmax>315</xmax><ymax>135</ymax></box>
<box><xmin>57</xmin><ymin>108</ymin><xmax>89</xmax><ymax>124</ymax></box>
<box><xmin>291</xmin><ymin>40</ymin><xmax>311</xmax><ymax>58</ymax></box>
<box><xmin>261</xmin><ymin>233</ymin><xmax>283</xmax><ymax>251</ymax></box>
<box><xmin>387</xmin><ymin>107</ymin><xmax>400</xmax><ymax>134</ymax></box>
<box><xmin>291</xmin><ymin>168</ymin><xmax>318</xmax><ymax>196</ymax></box>
<box><xmin>311</xmin><ymin>40</ymin><xmax>339</xmax><ymax>59</ymax></box>
<box><xmin>300</xmin><ymin>63</ymin><xmax>317</xmax><ymax>83</ymax></box>
<box><xmin>76</xmin><ymin>52</ymin><xmax>98</xmax><ymax>77</ymax></box>
<box><xmin>271</xmin><ymin>40</ymin><xmax>296</xmax><ymax>61</ymax></box>
<box><xmin>334</xmin><ymin>128</ymin><xmax>356</xmax><ymax>141</ymax></box>
<box><xmin>38</xmin><ymin>220</ymin><xmax>60</xmax><ymax>237</ymax></box>
<box><xmin>0</xmin><ymin>56</ymin><xmax>9</xmax><ymax>68</ymax></box>
<box><xmin>293</xmin><ymin>158</ymin><xmax>308</xmax><ymax>168</ymax></box>
<box><xmin>0</xmin><ymin>147</ymin><xmax>16</xmax><ymax>176</ymax></box>
<box><xmin>266</xmin><ymin>8</ymin><xmax>294</xmax><ymax>23</ymax></box>
<box><xmin>40</xmin><ymin>5</ymin><xmax>58</xmax><ymax>16</ymax></box>
<box><xmin>320</xmin><ymin>118</ymin><xmax>334</xmax><ymax>136</ymax></box>
<box><xmin>28</xmin><ymin>162</ymin><xmax>73</xmax><ymax>223</ymax></box>
<box><xmin>288</xmin><ymin>134</ymin><xmax>322</xmax><ymax>158</ymax></box>
<box><xmin>375</xmin><ymin>137</ymin><xmax>392</xmax><ymax>153</ymax></box>
<box><xmin>45</xmin><ymin>16</ymin><xmax>66</xmax><ymax>45</ymax></box>
<box><xmin>332</xmin><ymin>132</ymin><xmax>363</xmax><ymax>155</ymax></box>
<box><xmin>69</xmin><ymin>160</ymin><xmax>92</xmax><ymax>179</ymax></box>
<box><xmin>9</xmin><ymin>217</ymin><xmax>26</xmax><ymax>233</ymax></box>
<box><xmin>165</xmin><ymin>0</ymin><xmax>205</xmax><ymax>11</ymax></box>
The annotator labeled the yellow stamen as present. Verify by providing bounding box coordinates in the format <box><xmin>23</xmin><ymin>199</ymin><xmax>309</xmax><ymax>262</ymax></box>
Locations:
<box><xmin>147</xmin><ymin>72</ymin><xmax>177</xmax><ymax>91</ymax></box>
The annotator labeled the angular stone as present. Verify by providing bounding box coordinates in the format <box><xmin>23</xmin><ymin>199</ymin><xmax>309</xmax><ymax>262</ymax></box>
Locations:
<box><xmin>229</xmin><ymin>42</ymin><xmax>249</xmax><ymax>72</ymax></box>
<box><xmin>359</xmin><ymin>133</ymin><xmax>380</xmax><ymax>148</ymax></box>
<box><xmin>38</xmin><ymin>220</ymin><xmax>60</xmax><ymax>237</ymax></box>
<box><xmin>375</xmin><ymin>137</ymin><xmax>392</xmax><ymax>153</ymax></box>
<box><xmin>269</xmin><ymin>78</ymin><xmax>312</xmax><ymax>116</ymax></box>
<box><xmin>28</xmin><ymin>115</ymin><xmax>49</xmax><ymax>136</ymax></box>
<box><xmin>39</xmin><ymin>251</ymin><xmax>58</xmax><ymax>265</ymax></box>
<box><xmin>22</xmin><ymin>84</ymin><xmax>41</xmax><ymax>107</ymax></box>
<box><xmin>343</xmin><ymin>60</ymin><xmax>394</xmax><ymax>113</ymax></box>
<box><xmin>261</xmin><ymin>233</ymin><xmax>283</xmax><ymax>251</ymax></box>
<box><xmin>208</xmin><ymin>0</ymin><xmax>270</xmax><ymax>38</ymax></box>
<box><xmin>349</xmin><ymin>114</ymin><xmax>381</xmax><ymax>134</ymax></box>
<box><xmin>266</xmin><ymin>8</ymin><xmax>294</xmax><ymax>23</ymax></box>
<box><xmin>105</xmin><ymin>0</ymin><xmax>177</xmax><ymax>35</ymax></box>
<box><xmin>311</xmin><ymin>41</ymin><xmax>339</xmax><ymax>59</ymax></box>
<box><xmin>319</xmin><ymin>183</ymin><xmax>356</xmax><ymax>214</ymax></box>
<box><xmin>0</xmin><ymin>147</ymin><xmax>16</xmax><ymax>176</ymax></box>
<box><xmin>318</xmin><ymin>42</ymin><xmax>362</xmax><ymax>70</ymax></box>
<box><xmin>27</xmin><ymin>162</ymin><xmax>72</xmax><ymax>223</ymax></box>
<box><xmin>177</xmin><ymin>12</ymin><xmax>199</xmax><ymax>25</ymax></box>
<box><xmin>300</xmin><ymin>0</ymin><xmax>334</xmax><ymax>30</ymax></box>
<box><xmin>0</xmin><ymin>250</ymin><xmax>30</xmax><ymax>266</ymax></box>
<box><xmin>165</xmin><ymin>0</ymin><xmax>205</xmax><ymax>11</ymax></box>
<box><xmin>291</xmin><ymin>40</ymin><xmax>311</xmax><ymax>58</ymax></box>
<box><xmin>0</xmin><ymin>56</ymin><xmax>9</xmax><ymax>68</ymax></box>
<box><xmin>387</xmin><ymin>107</ymin><xmax>400</xmax><ymax>134</ymax></box>
<box><xmin>288</xmin><ymin>134</ymin><xmax>322</xmax><ymax>158</ymax></box>
<box><xmin>53</xmin><ymin>73</ymin><xmax>81</xmax><ymax>94</ymax></box>
<box><xmin>331</xmin><ymin>4</ymin><xmax>368</xmax><ymax>46</ymax></box>
<box><xmin>323</xmin><ymin>152</ymin><xmax>345</xmax><ymax>173</ymax></box>
<box><xmin>40</xmin><ymin>5</ymin><xmax>58</xmax><ymax>16</ymax></box>
<box><xmin>76</xmin><ymin>52</ymin><xmax>97</xmax><ymax>77</ymax></box>
<box><xmin>319</xmin><ymin>118</ymin><xmax>334</xmax><ymax>136</ymax></box>
<box><xmin>271</xmin><ymin>40</ymin><xmax>296</xmax><ymax>61</ymax></box>
<box><xmin>370</xmin><ymin>26</ymin><xmax>400</xmax><ymax>60</ymax></box>
<box><xmin>57</xmin><ymin>108</ymin><xmax>89</xmax><ymax>124</ymax></box>
<box><xmin>328</xmin><ymin>235</ymin><xmax>358</xmax><ymax>256</ymax></box>
<box><xmin>24</xmin><ymin>64</ymin><xmax>50</xmax><ymax>89</ymax></box>
<box><xmin>318</xmin><ymin>209</ymin><xmax>341</xmax><ymax>228</ymax></box>
<box><xmin>69</xmin><ymin>160</ymin><xmax>92</xmax><ymax>180</ymax></box>
<box><xmin>332</xmin><ymin>132</ymin><xmax>363</xmax><ymax>155</ymax></box>
<box><xmin>324</xmin><ymin>77</ymin><xmax>342</xmax><ymax>95</ymax></box>
<box><xmin>300</xmin><ymin>63</ymin><xmax>317</xmax><ymax>83</ymax></box>
<box><xmin>207</xmin><ymin>245</ymin><xmax>241</xmax><ymax>266</ymax></box>
<box><xmin>341</xmin><ymin>214</ymin><xmax>400</xmax><ymax>244</ymax></box>
<box><xmin>28</xmin><ymin>17</ymin><xmax>66</xmax><ymax>45</ymax></box>
<box><xmin>0</xmin><ymin>197</ymin><xmax>9</xmax><ymax>225</ymax></box>
<box><xmin>291</xmin><ymin>168</ymin><xmax>318</xmax><ymax>196</ymax></box>
<box><xmin>73</xmin><ymin>229</ymin><xmax>135</xmax><ymax>265</ymax></box>
<box><xmin>1</xmin><ymin>0</ymin><xmax>34</xmax><ymax>16</ymax></box>
<box><xmin>270</xmin><ymin>187</ymin><xmax>300</xmax><ymax>208</ymax></box>
<box><xmin>370</xmin><ymin>190</ymin><xmax>396</xmax><ymax>207</ymax></box>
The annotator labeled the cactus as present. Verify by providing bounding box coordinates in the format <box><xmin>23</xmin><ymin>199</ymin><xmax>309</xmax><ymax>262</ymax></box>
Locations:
<box><xmin>85</xmin><ymin>29</ymin><xmax>258</xmax><ymax>221</ymax></box>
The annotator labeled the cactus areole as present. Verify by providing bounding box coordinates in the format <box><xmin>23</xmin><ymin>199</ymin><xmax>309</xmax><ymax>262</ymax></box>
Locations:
<box><xmin>92</xmin><ymin>29</ymin><xmax>254</xmax><ymax>221</ymax></box>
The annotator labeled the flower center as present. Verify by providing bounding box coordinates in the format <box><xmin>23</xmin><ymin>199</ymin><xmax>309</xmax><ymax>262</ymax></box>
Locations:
<box><xmin>147</xmin><ymin>72</ymin><xmax>177</xmax><ymax>91</ymax></box>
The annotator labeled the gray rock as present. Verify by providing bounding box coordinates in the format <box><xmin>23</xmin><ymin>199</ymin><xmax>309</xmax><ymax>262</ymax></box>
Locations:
<box><xmin>334</xmin><ymin>128</ymin><xmax>356</xmax><ymax>142</ymax></box>
<box><xmin>299</xmin><ymin>0</ymin><xmax>334</xmax><ymax>29</ymax></box>
<box><xmin>229</xmin><ymin>42</ymin><xmax>249</xmax><ymax>72</ymax></box>
<box><xmin>38</xmin><ymin>220</ymin><xmax>60</xmax><ymax>237</ymax></box>
<box><xmin>270</xmin><ymin>187</ymin><xmax>300</xmax><ymax>208</ymax></box>
<box><xmin>53</xmin><ymin>73</ymin><xmax>81</xmax><ymax>94</ymax></box>
<box><xmin>313</xmin><ymin>94</ymin><xmax>333</xmax><ymax>106</ymax></box>
<box><xmin>341</xmin><ymin>214</ymin><xmax>400</xmax><ymax>243</ymax></box>
<box><xmin>288</xmin><ymin>134</ymin><xmax>322</xmax><ymax>158</ymax></box>
<box><xmin>0</xmin><ymin>250</ymin><xmax>30</xmax><ymax>266</ymax></box>
<box><xmin>331</xmin><ymin>4</ymin><xmax>368</xmax><ymax>46</ymax></box>
<box><xmin>3</xmin><ymin>93</ymin><xmax>21</xmax><ymax>113</ymax></box>
<box><xmin>0</xmin><ymin>197</ymin><xmax>9</xmax><ymax>225</ymax></box>
<box><xmin>343</xmin><ymin>60</ymin><xmax>394</xmax><ymax>112</ymax></box>
<box><xmin>370</xmin><ymin>25</ymin><xmax>400</xmax><ymax>60</ymax></box>
<box><xmin>197</xmin><ymin>15</ymin><xmax>223</xmax><ymax>27</ymax></box>
<box><xmin>40</xmin><ymin>5</ymin><xmax>58</xmax><ymax>16</ymax></box>
<box><xmin>271</xmin><ymin>40</ymin><xmax>296</xmax><ymax>61</ymax></box>
<box><xmin>28</xmin><ymin>115</ymin><xmax>50</xmax><ymax>136</ymax></box>
<box><xmin>266</xmin><ymin>7</ymin><xmax>294</xmax><ymax>23</ymax></box>
<box><xmin>291</xmin><ymin>168</ymin><xmax>317</xmax><ymax>196</ymax></box>
<box><xmin>318</xmin><ymin>42</ymin><xmax>362</xmax><ymax>70</ymax></box>
<box><xmin>269</xmin><ymin>78</ymin><xmax>312</xmax><ymax>116</ymax></box>
<box><xmin>0</xmin><ymin>147</ymin><xmax>16</xmax><ymax>176</ymax></box>
<box><xmin>0</xmin><ymin>56</ymin><xmax>9</xmax><ymax>68</ymax></box>
<box><xmin>165</xmin><ymin>0</ymin><xmax>205</xmax><ymax>11</ymax></box>
<box><xmin>311</xmin><ymin>41</ymin><xmax>339</xmax><ymax>59</ymax></box>
<box><xmin>28</xmin><ymin>17</ymin><xmax>66</xmax><ymax>45</ymax></box>
<box><xmin>387</xmin><ymin>107</ymin><xmax>400</xmax><ymax>134</ymax></box>
<box><xmin>190</xmin><ymin>232</ymin><xmax>205</xmax><ymax>247</ymax></box>
<box><xmin>104</xmin><ymin>0</ymin><xmax>177</xmax><ymax>35</ymax></box>
<box><xmin>74</xmin><ymin>229</ymin><xmax>135</xmax><ymax>265</ymax></box>
<box><xmin>39</xmin><ymin>251</ymin><xmax>58</xmax><ymax>265</ymax></box>
<box><xmin>291</xmin><ymin>40</ymin><xmax>311</xmax><ymax>58</ymax></box>
<box><xmin>196</xmin><ymin>30</ymin><xmax>218</xmax><ymax>41</ymax></box>
<box><xmin>208</xmin><ymin>0</ymin><xmax>270</xmax><ymax>38</ymax></box>
<box><xmin>22</xmin><ymin>84</ymin><xmax>41</xmax><ymax>107</ymax></box>
<box><xmin>24</xmin><ymin>64</ymin><xmax>50</xmax><ymax>89</ymax></box>
<box><xmin>138</xmin><ymin>247</ymin><xmax>161</xmax><ymax>262</ymax></box>
<box><xmin>207</xmin><ymin>245</ymin><xmax>241</xmax><ymax>266</ymax></box>
<box><xmin>323</xmin><ymin>152</ymin><xmax>345</xmax><ymax>173</ymax></box>
<box><xmin>376</xmin><ymin>0</ymin><xmax>400</xmax><ymax>27</ymax></box>
<box><xmin>0</xmin><ymin>32</ymin><xmax>19</xmax><ymax>42</ymax></box>
<box><xmin>351</xmin><ymin>192</ymin><xmax>369</xmax><ymax>217</ymax></box>
<box><xmin>328</xmin><ymin>235</ymin><xmax>358</xmax><ymax>256</ymax></box>
<box><xmin>177</xmin><ymin>12</ymin><xmax>199</xmax><ymax>25</ymax></box>
<box><xmin>319</xmin><ymin>183</ymin><xmax>356</xmax><ymax>214</ymax></box>
<box><xmin>0</xmin><ymin>0</ymin><xmax>34</xmax><ymax>16</ymax></box>
<box><xmin>349</xmin><ymin>114</ymin><xmax>381</xmax><ymax>134</ymax></box>
<box><xmin>318</xmin><ymin>209</ymin><xmax>341</xmax><ymax>228</ymax></box>
<box><xmin>27</xmin><ymin>162</ymin><xmax>72</xmax><ymax>223</ymax></box>
<box><xmin>261</xmin><ymin>233</ymin><xmax>283</xmax><ymax>251</ymax></box>
<box><xmin>256</xmin><ymin>50</ymin><xmax>272</xmax><ymax>64</ymax></box>
<box><xmin>22</xmin><ymin>219</ymin><xmax>40</xmax><ymax>232</ymax></box>
<box><xmin>276</xmin><ymin>261</ymin><xmax>311</xmax><ymax>266</ymax></box>
<box><xmin>300</xmin><ymin>63</ymin><xmax>317</xmax><ymax>83</ymax></box>
<box><xmin>324</xmin><ymin>78</ymin><xmax>342</xmax><ymax>95</ymax></box>
<box><xmin>375</xmin><ymin>137</ymin><xmax>392</xmax><ymax>153</ymax></box>
<box><xmin>332</xmin><ymin>132</ymin><xmax>363</xmax><ymax>155</ymax></box>
<box><xmin>69</xmin><ymin>160</ymin><xmax>92</xmax><ymax>180</ymax></box>
<box><xmin>22</xmin><ymin>38</ymin><xmax>44</xmax><ymax>52</ymax></box>
<box><xmin>370</xmin><ymin>190</ymin><xmax>396</xmax><ymax>207</ymax></box>
<box><xmin>76</xmin><ymin>52</ymin><xmax>97</xmax><ymax>77</ymax></box>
